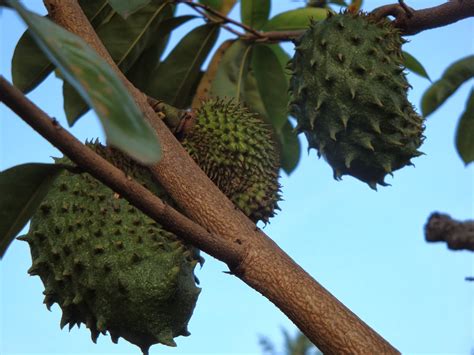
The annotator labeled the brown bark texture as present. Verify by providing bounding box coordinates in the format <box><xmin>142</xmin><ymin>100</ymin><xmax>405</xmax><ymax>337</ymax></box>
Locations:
<box><xmin>425</xmin><ymin>212</ymin><xmax>474</xmax><ymax>251</ymax></box>
<box><xmin>30</xmin><ymin>0</ymin><xmax>401</xmax><ymax>353</ymax></box>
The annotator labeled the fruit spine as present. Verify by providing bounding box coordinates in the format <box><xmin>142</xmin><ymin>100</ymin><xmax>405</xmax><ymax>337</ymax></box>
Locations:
<box><xmin>182</xmin><ymin>99</ymin><xmax>281</xmax><ymax>223</ymax></box>
<box><xmin>24</xmin><ymin>144</ymin><xmax>201</xmax><ymax>355</ymax></box>
<box><xmin>289</xmin><ymin>11</ymin><xmax>424</xmax><ymax>188</ymax></box>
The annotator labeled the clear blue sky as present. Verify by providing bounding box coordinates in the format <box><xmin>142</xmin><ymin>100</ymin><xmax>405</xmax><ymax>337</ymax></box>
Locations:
<box><xmin>1</xmin><ymin>1</ymin><xmax>473</xmax><ymax>354</ymax></box>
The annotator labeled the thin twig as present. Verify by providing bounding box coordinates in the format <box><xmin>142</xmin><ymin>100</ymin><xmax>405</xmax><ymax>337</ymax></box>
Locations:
<box><xmin>175</xmin><ymin>0</ymin><xmax>264</xmax><ymax>38</ymax></box>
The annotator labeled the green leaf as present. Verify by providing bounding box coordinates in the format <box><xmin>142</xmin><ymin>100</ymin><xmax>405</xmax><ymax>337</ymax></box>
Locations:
<box><xmin>11</xmin><ymin>2</ymin><xmax>113</xmax><ymax>94</ymax></box>
<box><xmin>422</xmin><ymin>55</ymin><xmax>474</xmax><ymax>117</ymax></box>
<box><xmin>262</xmin><ymin>7</ymin><xmax>327</xmax><ymax>31</ymax></box>
<box><xmin>0</xmin><ymin>163</ymin><xmax>64</xmax><ymax>258</ymax></box>
<box><xmin>198</xmin><ymin>0</ymin><xmax>237</xmax><ymax>15</ymax></box>
<box><xmin>268</xmin><ymin>44</ymin><xmax>291</xmax><ymax>84</ymax></box>
<box><xmin>455</xmin><ymin>89</ymin><xmax>474</xmax><ymax>165</ymax></box>
<box><xmin>127</xmin><ymin>15</ymin><xmax>197</xmax><ymax>90</ymax></box>
<box><xmin>64</xmin><ymin>1</ymin><xmax>172</xmax><ymax>125</ymax></box>
<box><xmin>240</xmin><ymin>0</ymin><xmax>270</xmax><ymax>30</ymax></box>
<box><xmin>278</xmin><ymin>121</ymin><xmax>301</xmax><ymax>174</ymax></box>
<box><xmin>10</xmin><ymin>1</ymin><xmax>161</xmax><ymax>164</ymax></box>
<box><xmin>147</xmin><ymin>24</ymin><xmax>220</xmax><ymax>108</ymax></box>
<box><xmin>252</xmin><ymin>44</ymin><xmax>288</xmax><ymax>130</ymax></box>
<box><xmin>79</xmin><ymin>0</ymin><xmax>114</xmax><ymax>27</ymax></box>
<box><xmin>11</xmin><ymin>25</ymin><xmax>54</xmax><ymax>93</ymax></box>
<box><xmin>402</xmin><ymin>51</ymin><xmax>430</xmax><ymax>81</ymax></box>
<box><xmin>107</xmin><ymin>0</ymin><xmax>151</xmax><ymax>19</ymax></box>
<box><xmin>211</xmin><ymin>40</ymin><xmax>253</xmax><ymax>101</ymax></box>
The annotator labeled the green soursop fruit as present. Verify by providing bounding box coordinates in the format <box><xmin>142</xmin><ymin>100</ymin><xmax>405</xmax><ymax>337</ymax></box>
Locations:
<box><xmin>182</xmin><ymin>99</ymin><xmax>281</xmax><ymax>223</ymax></box>
<box><xmin>22</xmin><ymin>144</ymin><xmax>201</xmax><ymax>355</ymax></box>
<box><xmin>289</xmin><ymin>11</ymin><xmax>424</xmax><ymax>189</ymax></box>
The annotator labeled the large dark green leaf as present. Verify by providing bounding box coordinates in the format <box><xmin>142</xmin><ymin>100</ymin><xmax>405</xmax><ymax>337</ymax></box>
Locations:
<box><xmin>240</xmin><ymin>0</ymin><xmax>270</xmax><ymax>30</ymax></box>
<box><xmin>127</xmin><ymin>15</ymin><xmax>197</xmax><ymax>90</ymax></box>
<box><xmin>268</xmin><ymin>44</ymin><xmax>291</xmax><ymax>84</ymax></box>
<box><xmin>79</xmin><ymin>0</ymin><xmax>114</xmax><ymax>27</ymax></box>
<box><xmin>0</xmin><ymin>163</ymin><xmax>64</xmax><ymax>258</ymax></box>
<box><xmin>107</xmin><ymin>0</ymin><xmax>151</xmax><ymax>19</ymax></box>
<box><xmin>10</xmin><ymin>1</ymin><xmax>161</xmax><ymax>164</ymax></box>
<box><xmin>11</xmin><ymin>2</ymin><xmax>112</xmax><ymax>94</ymax></box>
<box><xmin>252</xmin><ymin>44</ymin><xmax>288</xmax><ymax>130</ymax></box>
<box><xmin>422</xmin><ymin>55</ymin><xmax>474</xmax><ymax>117</ymax></box>
<box><xmin>455</xmin><ymin>89</ymin><xmax>474</xmax><ymax>165</ymax></box>
<box><xmin>211</xmin><ymin>40</ymin><xmax>253</xmax><ymax>100</ymax></box>
<box><xmin>11</xmin><ymin>25</ymin><xmax>54</xmax><ymax>93</ymax></box>
<box><xmin>64</xmin><ymin>1</ymin><xmax>172</xmax><ymax>125</ymax></box>
<box><xmin>262</xmin><ymin>7</ymin><xmax>327</xmax><ymax>31</ymax></box>
<box><xmin>402</xmin><ymin>51</ymin><xmax>430</xmax><ymax>81</ymax></box>
<box><xmin>278</xmin><ymin>121</ymin><xmax>301</xmax><ymax>174</ymax></box>
<box><xmin>147</xmin><ymin>24</ymin><xmax>220</xmax><ymax>108</ymax></box>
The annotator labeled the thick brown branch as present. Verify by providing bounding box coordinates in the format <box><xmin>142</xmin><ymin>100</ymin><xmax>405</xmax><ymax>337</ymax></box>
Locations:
<box><xmin>425</xmin><ymin>212</ymin><xmax>474</xmax><ymax>251</ymax></box>
<box><xmin>39</xmin><ymin>1</ymin><xmax>399</xmax><ymax>353</ymax></box>
<box><xmin>372</xmin><ymin>0</ymin><xmax>474</xmax><ymax>35</ymax></box>
<box><xmin>0</xmin><ymin>76</ymin><xmax>240</xmax><ymax>265</ymax></box>
<box><xmin>240</xmin><ymin>0</ymin><xmax>474</xmax><ymax>42</ymax></box>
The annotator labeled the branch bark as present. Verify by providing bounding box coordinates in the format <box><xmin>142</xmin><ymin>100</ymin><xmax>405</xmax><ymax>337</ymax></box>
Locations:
<box><xmin>0</xmin><ymin>76</ymin><xmax>239</xmax><ymax>264</ymax></box>
<box><xmin>372</xmin><ymin>0</ymin><xmax>474</xmax><ymax>35</ymax></box>
<box><xmin>36</xmin><ymin>1</ymin><xmax>400</xmax><ymax>353</ymax></box>
<box><xmin>425</xmin><ymin>212</ymin><xmax>474</xmax><ymax>251</ymax></box>
<box><xmin>239</xmin><ymin>0</ymin><xmax>474</xmax><ymax>42</ymax></box>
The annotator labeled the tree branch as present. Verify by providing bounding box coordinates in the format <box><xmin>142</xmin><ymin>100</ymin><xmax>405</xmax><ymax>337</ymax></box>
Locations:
<box><xmin>372</xmin><ymin>0</ymin><xmax>474</xmax><ymax>35</ymax></box>
<box><xmin>0</xmin><ymin>76</ymin><xmax>240</xmax><ymax>265</ymax></box>
<box><xmin>425</xmin><ymin>212</ymin><xmax>474</xmax><ymax>251</ymax></box>
<box><xmin>37</xmin><ymin>1</ymin><xmax>400</xmax><ymax>353</ymax></box>
<box><xmin>239</xmin><ymin>0</ymin><xmax>474</xmax><ymax>42</ymax></box>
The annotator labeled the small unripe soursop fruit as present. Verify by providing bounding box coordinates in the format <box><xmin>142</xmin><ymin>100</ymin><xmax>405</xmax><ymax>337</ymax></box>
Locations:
<box><xmin>182</xmin><ymin>99</ymin><xmax>281</xmax><ymax>223</ymax></box>
<box><xmin>289</xmin><ymin>11</ymin><xmax>424</xmax><ymax>188</ymax></box>
<box><xmin>23</xmin><ymin>144</ymin><xmax>201</xmax><ymax>354</ymax></box>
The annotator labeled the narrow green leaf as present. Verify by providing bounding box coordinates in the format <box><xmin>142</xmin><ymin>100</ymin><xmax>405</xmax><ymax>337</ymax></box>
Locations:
<box><xmin>10</xmin><ymin>1</ymin><xmax>161</xmax><ymax>164</ymax></box>
<box><xmin>64</xmin><ymin>2</ymin><xmax>174</xmax><ymax>125</ymax></box>
<box><xmin>252</xmin><ymin>44</ymin><xmax>288</xmax><ymax>130</ymax></box>
<box><xmin>455</xmin><ymin>89</ymin><xmax>474</xmax><ymax>165</ymax></box>
<box><xmin>402</xmin><ymin>51</ymin><xmax>430</xmax><ymax>81</ymax></box>
<box><xmin>148</xmin><ymin>24</ymin><xmax>220</xmax><ymax>108</ymax></box>
<box><xmin>278</xmin><ymin>121</ymin><xmax>301</xmax><ymax>174</ymax></box>
<box><xmin>211</xmin><ymin>40</ymin><xmax>253</xmax><ymax>101</ymax></box>
<box><xmin>262</xmin><ymin>7</ymin><xmax>327</xmax><ymax>31</ymax></box>
<box><xmin>107</xmin><ymin>0</ymin><xmax>151</xmax><ymax>19</ymax></box>
<box><xmin>11</xmin><ymin>25</ymin><xmax>54</xmax><ymax>93</ymax></box>
<box><xmin>422</xmin><ymin>55</ymin><xmax>474</xmax><ymax>117</ymax></box>
<box><xmin>198</xmin><ymin>0</ymin><xmax>237</xmax><ymax>15</ymax></box>
<box><xmin>240</xmin><ymin>0</ymin><xmax>270</xmax><ymax>30</ymax></box>
<box><xmin>0</xmin><ymin>163</ymin><xmax>64</xmax><ymax>258</ymax></box>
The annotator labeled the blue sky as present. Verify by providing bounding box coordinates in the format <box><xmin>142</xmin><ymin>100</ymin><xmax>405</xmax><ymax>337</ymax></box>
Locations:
<box><xmin>1</xmin><ymin>1</ymin><xmax>473</xmax><ymax>354</ymax></box>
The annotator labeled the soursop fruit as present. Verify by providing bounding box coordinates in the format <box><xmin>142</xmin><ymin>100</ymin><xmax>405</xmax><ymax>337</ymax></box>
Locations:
<box><xmin>289</xmin><ymin>11</ymin><xmax>425</xmax><ymax>188</ymax></box>
<box><xmin>23</xmin><ymin>144</ymin><xmax>201</xmax><ymax>354</ymax></box>
<box><xmin>182</xmin><ymin>99</ymin><xmax>281</xmax><ymax>223</ymax></box>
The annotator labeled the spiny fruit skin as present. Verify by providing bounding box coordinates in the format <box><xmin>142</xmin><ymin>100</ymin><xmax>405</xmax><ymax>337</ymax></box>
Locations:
<box><xmin>24</xmin><ymin>143</ymin><xmax>201</xmax><ymax>354</ymax></box>
<box><xmin>289</xmin><ymin>11</ymin><xmax>424</xmax><ymax>188</ymax></box>
<box><xmin>182</xmin><ymin>99</ymin><xmax>281</xmax><ymax>223</ymax></box>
